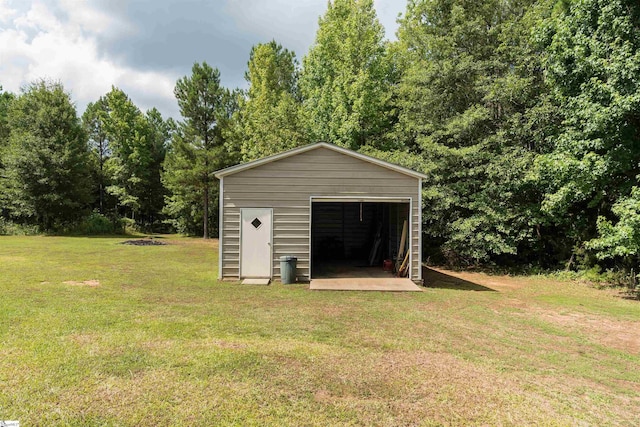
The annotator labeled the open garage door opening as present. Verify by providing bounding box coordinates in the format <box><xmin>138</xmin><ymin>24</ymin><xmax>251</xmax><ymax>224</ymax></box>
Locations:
<box><xmin>311</xmin><ymin>200</ymin><xmax>411</xmax><ymax>279</ymax></box>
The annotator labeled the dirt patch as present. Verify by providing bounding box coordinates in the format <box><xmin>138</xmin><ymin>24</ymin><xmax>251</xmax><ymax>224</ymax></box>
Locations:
<box><xmin>140</xmin><ymin>340</ymin><xmax>178</xmax><ymax>351</ymax></box>
<box><xmin>63</xmin><ymin>280</ymin><xmax>100</xmax><ymax>287</ymax></box>
<box><xmin>0</xmin><ymin>256</ymin><xmax>26</xmax><ymax>262</ymax></box>
<box><xmin>121</xmin><ymin>239</ymin><xmax>167</xmax><ymax>246</ymax></box>
<box><xmin>189</xmin><ymin>338</ymin><xmax>248</xmax><ymax>350</ymax></box>
<box><xmin>306</xmin><ymin>350</ymin><xmax>582</xmax><ymax>425</ymax></box>
<box><xmin>68</xmin><ymin>333</ymin><xmax>99</xmax><ymax>346</ymax></box>
<box><xmin>493</xmin><ymin>295</ymin><xmax>640</xmax><ymax>354</ymax></box>
<box><xmin>535</xmin><ymin>309</ymin><xmax>640</xmax><ymax>354</ymax></box>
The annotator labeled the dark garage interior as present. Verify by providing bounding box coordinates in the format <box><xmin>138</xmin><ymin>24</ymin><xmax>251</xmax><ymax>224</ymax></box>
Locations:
<box><xmin>311</xmin><ymin>201</ymin><xmax>410</xmax><ymax>278</ymax></box>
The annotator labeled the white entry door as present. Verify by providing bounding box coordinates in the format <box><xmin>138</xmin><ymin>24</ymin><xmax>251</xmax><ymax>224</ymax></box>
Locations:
<box><xmin>240</xmin><ymin>208</ymin><xmax>272</xmax><ymax>278</ymax></box>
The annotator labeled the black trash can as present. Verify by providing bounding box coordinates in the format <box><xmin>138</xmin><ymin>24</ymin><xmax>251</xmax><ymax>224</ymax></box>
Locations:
<box><xmin>280</xmin><ymin>255</ymin><xmax>297</xmax><ymax>284</ymax></box>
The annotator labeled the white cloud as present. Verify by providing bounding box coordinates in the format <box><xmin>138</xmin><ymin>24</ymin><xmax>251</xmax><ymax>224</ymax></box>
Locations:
<box><xmin>57</xmin><ymin>0</ymin><xmax>130</xmax><ymax>35</ymax></box>
<box><xmin>0</xmin><ymin>0</ymin><xmax>179</xmax><ymax>117</ymax></box>
<box><xmin>0</xmin><ymin>0</ymin><xmax>407</xmax><ymax>119</ymax></box>
<box><xmin>0</xmin><ymin>0</ymin><xmax>17</xmax><ymax>24</ymax></box>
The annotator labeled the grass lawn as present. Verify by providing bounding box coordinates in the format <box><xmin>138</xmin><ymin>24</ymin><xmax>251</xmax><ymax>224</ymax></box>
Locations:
<box><xmin>1</xmin><ymin>236</ymin><xmax>639</xmax><ymax>426</ymax></box>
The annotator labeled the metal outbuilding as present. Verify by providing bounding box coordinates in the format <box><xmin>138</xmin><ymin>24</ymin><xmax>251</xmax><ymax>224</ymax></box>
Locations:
<box><xmin>214</xmin><ymin>142</ymin><xmax>427</xmax><ymax>285</ymax></box>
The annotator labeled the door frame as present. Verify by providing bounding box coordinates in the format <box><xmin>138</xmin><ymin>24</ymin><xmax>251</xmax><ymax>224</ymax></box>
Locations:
<box><xmin>309</xmin><ymin>196</ymin><xmax>412</xmax><ymax>280</ymax></box>
<box><xmin>239</xmin><ymin>207</ymin><xmax>273</xmax><ymax>279</ymax></box>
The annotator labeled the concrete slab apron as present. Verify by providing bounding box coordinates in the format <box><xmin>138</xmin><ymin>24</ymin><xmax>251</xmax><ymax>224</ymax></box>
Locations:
<box><xmin>309</xmin><ymin>278</ymin><xmax>422</xmax><ymax>292</ymax></box>
<box><xmin>242</xmin><ymin>278</ymin><xmax>271</xmax><ymax>285</ymax></box>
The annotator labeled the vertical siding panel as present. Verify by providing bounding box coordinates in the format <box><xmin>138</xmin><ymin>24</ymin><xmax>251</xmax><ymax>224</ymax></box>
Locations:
<box><xmin>218</xmin><ymin>176</ymin><xmax>223</xmax><ymax>279</ymax></box>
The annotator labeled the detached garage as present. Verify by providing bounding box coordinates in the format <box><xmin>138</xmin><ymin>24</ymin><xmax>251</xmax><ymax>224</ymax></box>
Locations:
<box><xmin>214</xmin><ymin>142</ymin><xmax>427</xmax><ymax>286</ymax></box>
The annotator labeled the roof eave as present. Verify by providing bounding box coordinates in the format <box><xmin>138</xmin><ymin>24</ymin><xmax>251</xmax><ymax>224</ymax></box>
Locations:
<box><xmin>214</xmin><ymin>142</ymin><xmax>322</xmax><ymax>178</ymax></box>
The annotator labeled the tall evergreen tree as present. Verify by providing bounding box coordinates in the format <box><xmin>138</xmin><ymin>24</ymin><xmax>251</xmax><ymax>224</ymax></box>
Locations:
<box><xmin>165</xmin><ymin>62</ymin><xmax>232</xmax><ymax>238</ymax></box>
<box><xmin>300</xmin><ymin>0</ymin><xmax>393</xmax><ymax>150</ymax></box>
<box><xmin>2</xmin><ymin>80</ymin><xmax>92</xmax><ymax>229</ymax></box>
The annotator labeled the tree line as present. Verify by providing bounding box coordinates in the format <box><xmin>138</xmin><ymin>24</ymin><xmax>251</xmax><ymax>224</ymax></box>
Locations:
<box><xmin>1</xmin><ymin>0</ymin><xmax>638</xmax><ymax>273</ymax></box>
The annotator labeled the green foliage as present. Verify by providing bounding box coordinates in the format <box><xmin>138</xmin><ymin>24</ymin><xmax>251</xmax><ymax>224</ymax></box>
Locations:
<box><xmin>163</xmin><ymin>129</ymin><xmax>219</xmax><ymax>236</ymax></box>
<box><xmin>588</xmin><ymin>186</ymin><xmax>640</xmax><ymax>263</ymax></box>
<box><xmin>120</xmin><ymin>216</ymin><xmax>139</xmax><ymax>234</ymax></box>
<box><xmin>530</xmin><ymin>0</ymin><xmax>640</xmax><ymax>269</ymax></box>
<box><xmin>164</xmin><ymin>62</ymin><xmax>235</xmax><ymax>238</ymax></box>
<box><xmin>229</xmin><ymin>41</ymin><xmax>307</xmax><ymax>161</ymax></box>
<box><xmin>75</xmin><ymin>211</ymin><xmax>121</xmax><ymax>235</ymax></box>
<box><xmin>82</xmin><ymin>96</ymin><xmax>113</xmax><ymax>215</ymax></box>
<box><xmin>300</xmin><ymin>0</ymin><xmax>394</xmax><ymax>150</ymax></box>
<box><xmin>0</xmin><ymin>86</ymin><xmax>15</xmax><ymax>219</ymax></box>
<box><xmin>394</xmin><ymin>0</ymin><xmax>547</xmax><ymax>264</ymax></box>
<box><xmin>1</xmin><ymin>80</ymin><xmax>92</xmax><ymax>230</ymax></box>
<box><xmin>0</xmin><ymin>85</ymin><xmax>13</xmax><ymax>151</ymax></box>
<box><xmin>141</xmin><ymin>107</ymin><xmax>172</xmax><ymax>227</ymax></box>
<box><xmin>0</xmin><ymin>217</ymin><xmax>39</xmax><ymax>235</ymax></box>
<box><xmin>0</xmin><ymin>0</ymin><xmax>638</xmax><ymax>275</ymax></box>
<box><xmin>82</xmin><ymin>88</ymin><xmax>169</xmax><ymax>230</ymax></box>
<box><xmin>553</xmin><ymin>265</ymin><xmax>639</xmax><ymax>299</ymax></box>
<box><xmin>104</xmin><ymin>89</ymin><xmax>157</xmax><ymax>220</ymax></box>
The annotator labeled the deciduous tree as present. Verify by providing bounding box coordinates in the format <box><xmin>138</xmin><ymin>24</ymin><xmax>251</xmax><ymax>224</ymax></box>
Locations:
<box><xmin>82</xmin><ymin>97</ymin><xmax>111</xmax><ymax>214</ymax></box>
<box><xmin>2</xmin><ymin>80</ymin><xmax>92</xmax><ymax>229</ymax></box>
<box><xmin>89</xmin><ymin>88</ymin><xmax>168</xmax><ymax>228</ymax></box>
<box><xmin>535</xmin><ymin>0</ymin><xmax>640</xmax><ymax>268</ymax></box>
<box><xmin>394</xmin><ymin>0</ymin><xmax>547</xmax><ymax>264</ymax></box>
<box><xmin>300</xmin><ymin>0</ymin><xmax>393</xmax><ymax>150</ymax></box>
<box><xmin>231</xmin><ymin>41</ymin><xmax>306</xmax><ymax>161</ymax></box>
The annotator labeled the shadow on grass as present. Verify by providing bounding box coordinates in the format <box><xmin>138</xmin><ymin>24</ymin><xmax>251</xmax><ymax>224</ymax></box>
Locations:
<box><xmin>77</xmin><ymin>235</ymin><xmax>133</xmax><ymax>239</ymax></box>
<box><xmin>423</xmin><ymin>267</ymin><xmax>496</xmax><ymax>292</ymax></box>
<box><xmin>44</xmin><ymin>234</ymin><xmax>132</xmax><ymax>239</ymax></box>
<box><xmin>49</xmin><ymin>234</ymin><xmax>178</xmax><ymax>239</ymax></box>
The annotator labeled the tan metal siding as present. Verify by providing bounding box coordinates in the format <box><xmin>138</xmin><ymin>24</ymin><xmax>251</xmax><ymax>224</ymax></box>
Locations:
<box><xmin>221</xmin><ymin>147</ymin><xmax>421</xmax><ymax>281</ymax></box>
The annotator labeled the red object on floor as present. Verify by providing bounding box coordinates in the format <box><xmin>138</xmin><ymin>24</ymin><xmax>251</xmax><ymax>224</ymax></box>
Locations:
<box><xmin>382</xmin><ymin>259</ymin><xmax>393</xmax><ymax>271</ymax></box>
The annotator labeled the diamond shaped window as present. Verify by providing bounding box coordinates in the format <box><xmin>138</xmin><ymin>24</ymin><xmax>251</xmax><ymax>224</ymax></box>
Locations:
<box><xmin>251</xmin><ymin>218</ymin><xmax>262</xmax><ymax>229</ymax></box>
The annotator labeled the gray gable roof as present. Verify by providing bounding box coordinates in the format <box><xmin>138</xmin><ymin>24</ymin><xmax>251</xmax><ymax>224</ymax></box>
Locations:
<box><xmin>214</xmin><ymin>142</ymin><xmax>428</xmax><ymax>179</ymax></box>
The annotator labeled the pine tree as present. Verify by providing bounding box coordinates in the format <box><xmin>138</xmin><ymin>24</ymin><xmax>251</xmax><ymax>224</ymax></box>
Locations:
<box><xmin>165</xmin><ymin>62</ymin><xmax>233</xmax><ymax>238</ymax></box>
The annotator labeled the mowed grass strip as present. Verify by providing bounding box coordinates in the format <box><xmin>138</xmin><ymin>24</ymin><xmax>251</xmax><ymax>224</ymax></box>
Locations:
<box><xmin>0</xmin><ymin>236</ymin><xmax>639</xmax><ymax>426</ymax></box>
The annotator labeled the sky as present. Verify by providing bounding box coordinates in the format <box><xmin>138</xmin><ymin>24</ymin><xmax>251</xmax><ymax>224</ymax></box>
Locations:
<box><xmin>0</xmin><ymin>0</ymin><xmax>407</xmax><ymax>120</ymax></box>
